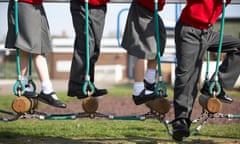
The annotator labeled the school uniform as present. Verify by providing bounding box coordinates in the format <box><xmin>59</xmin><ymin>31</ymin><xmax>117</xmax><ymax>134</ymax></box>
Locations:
<box><xmin>5</xmin><ymin>0</ymin><xmax>51</xmax><ymax>54</ymax></box>
<box><xmin>68</xmin><ymin>0</ymin><xmax>109</xmax><ymax>97</ymax></box>
<box><xmin>121</xmin><ymin>0</ymin><xmax>166</xmax><ymax>60</ymax></box>
<box><xmin>174</xmin><ymin>0</ymin><xmax>240</xmax><ymax>121</ymax></box>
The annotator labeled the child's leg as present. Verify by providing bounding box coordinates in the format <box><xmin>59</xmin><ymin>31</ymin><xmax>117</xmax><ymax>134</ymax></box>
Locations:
<box><xmin>33</xmin><ymin>53</ymin><xmax>66</xmax><ymax>108</ymax></box>
<box><xmin>133</xmin><ymin>59</ymin><xmax>146</xmax><ymax>96</ymax></box>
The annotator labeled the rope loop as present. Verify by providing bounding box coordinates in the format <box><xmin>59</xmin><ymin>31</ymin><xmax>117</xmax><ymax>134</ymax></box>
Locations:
<box><xmin>28</xmin><ymin>79</ymin><xmax>37</xmax><ymax>92</ymax></box>
<box><xmin>13</xmin><ymin>80</ymin><xmax>25</xmax><ymax>96</ymax></box>
<box><xmin>209</xmin><ymin>81</ymin><xmax>221</xmax><ymax>96</ymax></box>
<box><xmin>82</xmin><ymin>80</ymin><xmax>95</xmax><ymax>96</ymax></box>
<box><xmin>154</xmin><ymin>81</ymin><xmax>167</xmax><ymax>97</ymax></box>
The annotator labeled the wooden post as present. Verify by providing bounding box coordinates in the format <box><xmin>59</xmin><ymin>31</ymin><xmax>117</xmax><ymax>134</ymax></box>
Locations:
<box><xmin>12</xmin><ymin>96</ymin><xmax>38</xmax><ymax>114</ymax></box>
<box><xmin>145</xmin><ymin>97</ymin><xmax>171</xmax><ymax>115</ymax></box>
<box><xmin>199</xmin><ymin>94</ymin><xmax>222</xmax><ymax>114</ymax></box>
<box><xmin>82</xmin><ymin>97</ymin><xmax>99</xmax><ymax>114</ymax></box>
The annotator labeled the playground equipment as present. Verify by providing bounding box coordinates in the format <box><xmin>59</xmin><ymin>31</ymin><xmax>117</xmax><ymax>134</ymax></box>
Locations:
<box><xmin>1</xmin><ymin>0</ymin><xmax>240</xmax><ymax>142</ymax></box>
<box><xmin>198</xmin><ymin>0</ymin><xmax>227</xmax><ymax>115</ymax></box>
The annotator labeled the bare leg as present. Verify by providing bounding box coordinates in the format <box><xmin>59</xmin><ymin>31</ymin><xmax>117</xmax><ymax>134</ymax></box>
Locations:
<box><xmin>19</xmin><ymin>50</ymin><xmax>36</xmax><ymax>95</ymax></box>
<box><xmin>33</xmin><ymin>53</ymin><xmax>66</xmax><ymax>108</ymax></box>
<box><xmin>132</xmin><ymin>59</ymin><xmax>146</xmax><ymax>96</ymax></box>
<box><xmin>33</xmin><ymin>54</ymin><xmax>50</xmax><ymax>82</ymax></box>
<box><xmin>19</xmin><ymin>50</ymin><xmax>29</xmax><ymax>80</ymax></box>
<box><xmin>33</xmin><ymin>54</ymin><xmax>55</xmax><ymax>94</ymax></box>
<box><xmin>132</xmin><ymin>58</ymin><xmax>156</xmax><ymax>105</ymax></box>
<box><xmin>144</xmin><ymin>59</ymin><xmax>157</xmax><ymax>84</ymax></box>
<box><xmin>147</xmin><ymin>59</ymin><xmax>157</xmax><ymax>70</ymax></box>
<box><xmin>134</xmin><ymin>59</ymin><xmax>146</xmax><ymax>82</ymax></box>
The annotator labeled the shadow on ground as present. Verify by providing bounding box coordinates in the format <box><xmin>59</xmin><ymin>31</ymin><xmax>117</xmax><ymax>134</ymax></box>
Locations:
<box><xmin>0</xmin><ymin>132</ymin><xmax>239</xmax><ymax>144</ymax></box>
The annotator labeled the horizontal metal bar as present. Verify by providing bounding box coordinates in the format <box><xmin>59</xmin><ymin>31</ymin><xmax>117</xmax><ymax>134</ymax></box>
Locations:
<box><xmin>0</xmin><ymin>0</ymin><xmax>239</xmax><ymax>4</ymax></box>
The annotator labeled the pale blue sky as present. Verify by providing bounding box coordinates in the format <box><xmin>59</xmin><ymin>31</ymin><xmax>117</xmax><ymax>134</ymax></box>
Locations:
<box><xmin>0</xmin><ymin>2</ymin><xmax>239</xmax><ymax>41</ymax></box>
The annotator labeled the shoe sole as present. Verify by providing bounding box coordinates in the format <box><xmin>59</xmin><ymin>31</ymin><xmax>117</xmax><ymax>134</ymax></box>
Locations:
<box><xmin>73</xmin><ymin>95</ymin><xmax>88</xmax><ymax>99</ymax></box>
<box><xmin>134</xmin><ymin>100</ymin><xmax>146</xmax><ymax>105</ymax></box>
<box><xmin>91</xmin><ymin>93</ymin><xmax>107</xmax><ymax>97</ymax></box>
<box><xmin>173</xmin><ymin>129</ymin><xmax>190</xmax><ymax>138</ymax></box>
<box><xmin>23</xmin><ymin>92</ymin><xmax>38</xmax><ymax>98</ymax></box>
<box><xmin>172</xmin><ymin>134</ymin><xmax>183</xmax><ymax>142</ymax></box>
<box><xmin>201</xmin><ymin>90</ymin><xmax>233</xmax><ymax>104</ymax></box>
<box><xmin>38</xmin><ymin>97</ymin><xmax>66</xmax><ymax>108</ymax></box>
<box><xmin>218</xmin><ymin>98</ymin><xmax>233</xmax><ymax>104</ymax></box>
<box><xmin>134</xmin><ymin>97</ymin><xmax>157</xmax><ymax>105</ymax></box>
<box><xmin>67</xmin><ymin>93</ymin><xmax>88</xmax><ymax>99</ymax></box>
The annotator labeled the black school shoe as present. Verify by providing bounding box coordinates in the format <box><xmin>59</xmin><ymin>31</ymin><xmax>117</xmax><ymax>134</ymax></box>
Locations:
<box><xmin>17</xmin><ymin>85</ymin><xmax>37</xmax><ymax>97</ymax></box>
<box><xmin>200</xmin><ymin>81</ymin><xmax>233</xmax><ymax>104</ymax></box>
<box><xmin>23</xmin><ymin>90</ymin><xmax>37</xmax><ymax>98</ymax></box>
<box><xmin>172</xmin><ymin>118</ymin><xmax>191</xmax><ymax>141</ymax></box>
<box><xmin>68</xmin><ymin>87</ymin><xmax>107</xmax><ymax>99</ymax></box>
<box><xmin>38</xmin><ymin>91</ymin><xmax>67</xmax><ymax>108</ymax></box>
<box><xmin>144</xmin><ymin>79</ymin><xmax>155</xmax><ymax>91</ymax></box>
<box><xmin>132</xmin><ymin>90</ymin><xmax>156</xmax><ymax>105</ymax></box>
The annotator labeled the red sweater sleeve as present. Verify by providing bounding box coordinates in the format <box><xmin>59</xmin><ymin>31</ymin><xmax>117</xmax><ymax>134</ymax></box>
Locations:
<box><xmin>136</xmin><ymin>0</ymin><xmax>166</xmax><ymax>12</ymax></box>
<box><xmin>180</xmin><ymin>0</ymin><xmax>231</xmax><ymax>29</ymax></box>
<box><xmin>19</xmin><ymin>0</ymin><xmax>42</xmax><ymax>4</ymax></box>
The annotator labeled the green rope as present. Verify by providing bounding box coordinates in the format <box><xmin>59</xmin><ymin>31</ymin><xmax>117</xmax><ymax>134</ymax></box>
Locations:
<box><xmin>13</xmin><ymin>0</ymin><xmax>25</xmax><ymax>96</ymax></box>
<box><xmin>28</xmin><ymin>54</ymin><xmax>36</xmax><ymax>91</ymax></box>
<box><xmin>208</xmin><ymin>0</ymin><xmax>226</xmax><ymax>96</ymax></box>
<box><xmin>223</xmin><ymin>114</ymin><xmax>240</xmax><ymax>119</ymax></box>
<box><xmin>108</xmin><ymin>115</ymin><xmax>146</xmax><ymax>120</ymax></box>
<box><xmin>44</xmin><ymin>113</ymin><xmax>77</xmax><ymax>120</ymax></box>
<box><xmin>0</xmin><ymin>109</ymin><xmax>17</xmax><ymax>116</ymax></box>
<box><xmin>83</xmin><ymin>0</ymin><xmax>95</xmax><ymax>96</ymax></box>
<box><xmin>154</xmin><ymin>0</ymin><xmax>167</xmax><ymax>97</ymax></box>
<box><xmin>1</xmin><ymin>108</ymin><xmax>240</xmax><ymax>121</ymax></box>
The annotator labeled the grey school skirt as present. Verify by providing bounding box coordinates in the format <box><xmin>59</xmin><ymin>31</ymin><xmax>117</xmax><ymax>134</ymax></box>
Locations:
<box><xmin>121</xmin><ymin>2</ymin><xmax>166</xmax><ymax>60</ymax></box>
<box><xmin>5</xmin><ymin>1</ymin><xmax>51</xmax><ymax>54</ymax></box>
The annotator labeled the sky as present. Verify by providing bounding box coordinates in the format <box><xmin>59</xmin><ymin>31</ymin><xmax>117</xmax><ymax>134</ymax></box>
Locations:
<box><xmin>0</xmin><ymin>2</ymin><xmax>240</xmax><ymax>41</ymax></box>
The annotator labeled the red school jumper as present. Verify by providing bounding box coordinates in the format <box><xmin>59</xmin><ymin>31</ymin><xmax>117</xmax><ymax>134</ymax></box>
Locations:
<box><xmin>180</xmin><ymin>0</ymin><xmax>231</xmax><ymax>29</ymax></box>
<box><xmin>18</xmin><ymin>0</ymin><xmax>42</xmax><ymax>4</ymax></box>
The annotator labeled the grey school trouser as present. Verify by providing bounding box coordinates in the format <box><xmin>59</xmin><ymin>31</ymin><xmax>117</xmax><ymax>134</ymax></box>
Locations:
<box><xmin>68</xmin><ymin>0</ymin><xmax>106</xmax><ymax>96</ymax></box>
<box><xmin>174</xmin><ymin>21</ymin><xmax>240</xmax><ymax>119</ymax></box>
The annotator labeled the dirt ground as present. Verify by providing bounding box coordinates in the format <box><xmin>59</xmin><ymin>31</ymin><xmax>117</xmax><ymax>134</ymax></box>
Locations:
<box><xmin>40</xmin><ymin>95</ymin><xmax>240</xmax><ymax>125</ymax></box>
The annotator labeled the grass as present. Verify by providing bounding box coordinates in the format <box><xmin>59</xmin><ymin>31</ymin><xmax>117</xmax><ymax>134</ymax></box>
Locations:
<box><xmin>0</xmin><ymin>84</ymin><xmax>240</xmax><ymax>143</ymax></box>
<box><xmin>0</xmin><ymin>120</ymin><xmax>239</xmax><ymax>143</ymax></box>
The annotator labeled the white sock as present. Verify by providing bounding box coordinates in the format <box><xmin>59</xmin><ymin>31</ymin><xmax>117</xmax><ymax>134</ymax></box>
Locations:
<box><xmin>133</xmin><ymin>82</ymin><xmax>154</xmax><ymax>96</ymax></box>
<box><xmin>133</xmin><ymin>82</ymin><xmax>144</xmax><ymax>96</ymax></box>
<box><xmin>41</xmin><ymin>80</ymin><xmax>53</xmax><ymax>94</ymax></box>
<box><xmin>144</xmin><ymin>69</ymin><xmax>156</xmax><ymax>84</ymax></box>
<box><xmin>41</xmin><ymin>81</ymin><xmax>58</xmax><ymax>100</ymax></box>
